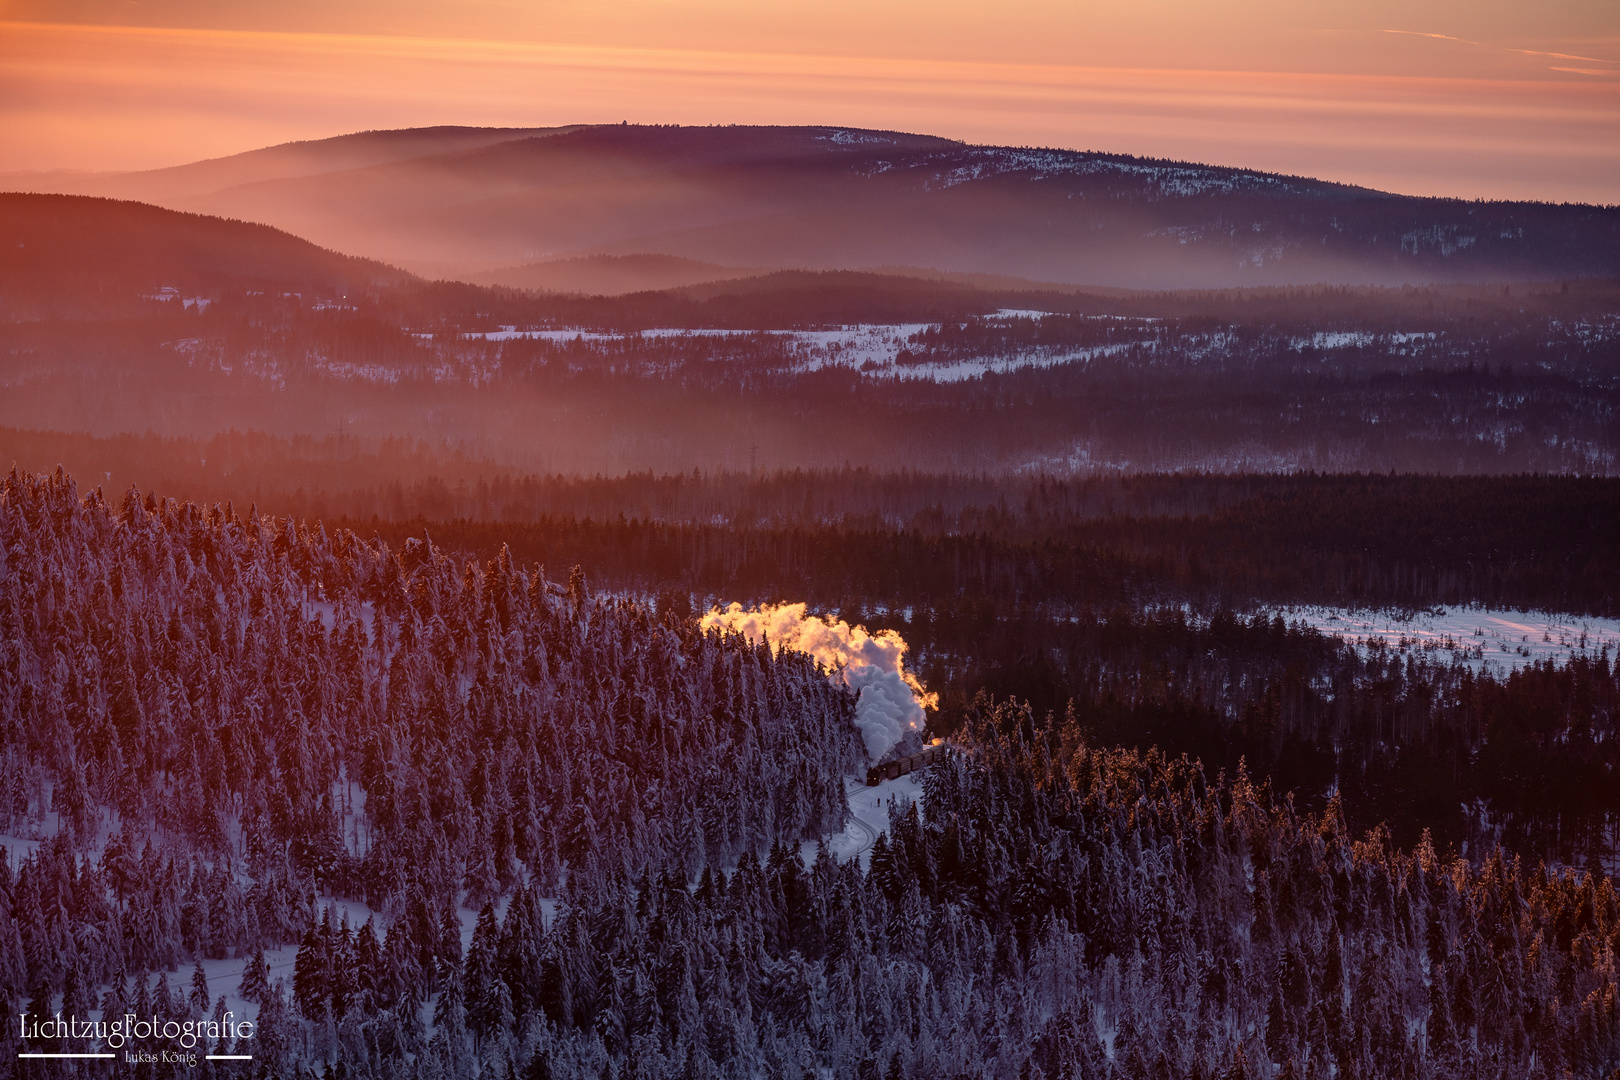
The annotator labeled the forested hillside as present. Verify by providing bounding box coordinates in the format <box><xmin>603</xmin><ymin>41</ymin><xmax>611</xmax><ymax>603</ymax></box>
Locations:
<box><xmin>0</xmin><ymin>195</ymin><xmax>408</xmax><ymax>321</ymax></box>
<box><xmin>251</xmin><ymin>709</ymin><xmax>1620</xmax><ymax>1079</ymax></box>
<box><xmin>1</xmin><ymin>468</ymin><xmax>1618</xmax><ymax>1077</ymax></box>
<box><xmin>0</xmin><ymin>468</ymin><xmax>862</xmax><ymax>1072</ymax></box>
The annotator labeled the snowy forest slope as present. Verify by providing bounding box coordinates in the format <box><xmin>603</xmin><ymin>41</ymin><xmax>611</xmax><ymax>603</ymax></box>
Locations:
<box><xmin>1</xmin><ymin>469</ymin><xmax>1618</xmax><ymax>1077</ymax></box>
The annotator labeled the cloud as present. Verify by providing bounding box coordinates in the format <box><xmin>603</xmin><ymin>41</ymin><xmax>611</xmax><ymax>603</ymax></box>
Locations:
<box><xmin>700</xmin><ymin>602</ymin><xmax>936</xmax><ymax>764</ymax></box>
<box><xmin>1381</xmin><ymin>30</ymin><xmax>1473</xmax><ymax>44</ymax></box>
<box><xmin>1380</xmin><ymin>27</ymin><xmax>1620</xmax><ymax>69</ymax></box>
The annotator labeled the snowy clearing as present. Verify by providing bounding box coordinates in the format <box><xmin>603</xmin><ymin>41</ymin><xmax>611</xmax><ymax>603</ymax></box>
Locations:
<box><xmin>912</xmin><ymin>343</ymin><xmax>1136</xmax><ymax>382</ymax></box>
<box><xmin>1279</xmin><ymin>604</ymin><xmax>1620</xmax><ymax>673</ymax></box>
<box><xmin>803</xmin><ymin>773</ymin><xmax>927</xmax><ymax>871</ymax></box>
<box><xmin>409</xmin><ymin>320</ymin><xmax>1148</xmax><ymax>382</ymax></box>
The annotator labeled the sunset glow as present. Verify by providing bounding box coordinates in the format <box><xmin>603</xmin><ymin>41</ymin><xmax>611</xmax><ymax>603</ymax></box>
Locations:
<box><xmin>3</xmin><ymin>5</ymin><xmax>1617</xmax><ymax>201</ymax></box>
<box><xmin>5</xmin><ymin>0</ymin><xmax>1620</xmax><ymax>1073</ymax></box>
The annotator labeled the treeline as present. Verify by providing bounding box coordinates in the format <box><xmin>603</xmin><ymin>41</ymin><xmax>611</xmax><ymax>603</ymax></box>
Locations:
<box><xmin>900</xmin><ymin>308</ymin><xmax>1619</xmax><ymax>376</ymax></box>
<box><xmin>1</xmin><ymin>436</ymin><xmax>1615</xmax><ymax>614</ymax></box>
<box><xmin>336</xmin><ymin>473</ymin><xmax>1620</xmax><ymax>616</ymax></box>
<box><xmin>0</xmin><ymin>426</ymin><xmax>507</xmax><ymax>517</ymax></box>
<box><xmin>5</xmin><ymin>333</ymin><xmax>1619</xmax><ymax>477</ymax></box>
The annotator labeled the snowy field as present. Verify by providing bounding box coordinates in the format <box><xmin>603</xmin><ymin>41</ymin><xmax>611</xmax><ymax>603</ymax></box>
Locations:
<box><xmin>913</xmin><ymin>342</ymin><xmax>1135</xmax><ymax>382</ymax></box>
<box><xmin>1293</xmin><ymin>330</ymin><xmax>1435</xmax><ymax>351</ymax></box>
<box><xmin>1278</xmin><ymin>605</ymin><xmax>1620</xmax><ymax>673</ymax></box>
<box><xmin>409</xmin><ymin>321</ymin><xmax>1149</xmax><ymax>382</ymax></box>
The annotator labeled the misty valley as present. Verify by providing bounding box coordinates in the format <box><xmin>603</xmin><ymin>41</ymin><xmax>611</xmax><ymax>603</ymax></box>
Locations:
<box><xmin>1</xmin><ymin>125</ymin><xmax>1619</xmax><ymax>1079</ymax></box>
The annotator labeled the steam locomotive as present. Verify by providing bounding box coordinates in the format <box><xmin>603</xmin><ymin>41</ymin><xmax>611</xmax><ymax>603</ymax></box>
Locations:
<box><xmin>865</xmin><ymin>740</ymin><xmax>948</xmax><ymax>785</ymax></box>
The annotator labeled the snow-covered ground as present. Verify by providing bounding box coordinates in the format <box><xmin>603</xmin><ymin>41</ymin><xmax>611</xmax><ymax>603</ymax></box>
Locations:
<box><xmin>435</xmin><ymin>327</ymin><xmax>767</xmax><ymax>343</ymax></box>
<box><xmin>923</xmin><ymin>146</ymin><xmax>1319</xmax><ymax>199</ymax></box>
<box><xmin>802</xmin><ymin>772</ymin><xmax>926</xmax><ymax>870</ymax></box>
<box><xmin>409</xmin><ymin>320</ymin><xmax>1154</xmax><ymax>382</ymax></box>
<box><xmin>414</xmin><ymin>323</ymin><xmax>928</xmax><ymax>371</ymax></box>
<box><xmin>1279</xmin><ymin>605</ymin><xmax>1620</xmax><ymax>673</ymax></box>
<box><xmin>914</xmin><ymin>342</ymin><xmax>1135</xmax><ymax>382</ymax></box>
<box><xmin>0</xmin><ymin>828</ymin><xmax>47</xmax><ymax>864</ymax></box>
<box><xmin>786</xmin><ymin>324</ymin><xmax>934</xmax><ymax>372</ymax></box>
<box><xmin>992</xmin><ymin>308</ymin><xmax>1057</xmax><ymax>320</ymax></box>
<box><xmin>208</xmin><ymin>897</ymin><xmax>382</xmax><ymax>1014</ymax></box>
<box><xmin>1292</xmin><ymin>330</ymin><xmax>1437</xmax><ymax>351</ymax></box>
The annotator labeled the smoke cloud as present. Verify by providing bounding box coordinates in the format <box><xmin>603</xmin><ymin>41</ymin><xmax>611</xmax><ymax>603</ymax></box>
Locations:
<box><xmin>700</xmin><ymin>602</ymin><xmax>937</xmax><ymax>763</ymax></box>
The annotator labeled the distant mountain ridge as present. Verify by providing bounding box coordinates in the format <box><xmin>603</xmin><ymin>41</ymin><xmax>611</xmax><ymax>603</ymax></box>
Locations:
<box><xmin>0</xmin><ymin>126</ymin><xmax>573</xmax><ymax>203</ymax></box>
<box><xmin>5</xmin><ymin>124</ymin><xmax>1619</xmax><ymax>289</ymax></box>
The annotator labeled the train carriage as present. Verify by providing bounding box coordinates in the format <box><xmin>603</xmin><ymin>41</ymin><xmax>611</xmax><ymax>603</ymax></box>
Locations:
<box><xmin>866</xmin><ymin>740</ymin><xmax>947</xmax><ymax>785</ymax></box>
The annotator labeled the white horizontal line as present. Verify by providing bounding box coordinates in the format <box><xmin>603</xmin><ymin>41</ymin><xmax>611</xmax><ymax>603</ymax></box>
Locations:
<box><xmin>207</xmin><ymin>1055</ymin><xmax>255</xmax><ymax>1060</ymax></box>
<box><xmin>18</xmin><ymin>1053</ymin><xmax>117</xmax><ymax>1058</ymax></box>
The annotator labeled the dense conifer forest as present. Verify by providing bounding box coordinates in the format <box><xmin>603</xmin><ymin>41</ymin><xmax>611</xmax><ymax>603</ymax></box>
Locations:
<box><xmin>1</xmin><ymin>468</ymin><xmax>1617</xmax><ymax>1078</ymax></box>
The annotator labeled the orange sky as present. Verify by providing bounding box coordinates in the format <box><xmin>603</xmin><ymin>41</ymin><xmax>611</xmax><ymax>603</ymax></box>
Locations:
<box><xmin>1</xmin><ymin>1</ymin><xmax>1616</xmax><ymax>201</ymax></box>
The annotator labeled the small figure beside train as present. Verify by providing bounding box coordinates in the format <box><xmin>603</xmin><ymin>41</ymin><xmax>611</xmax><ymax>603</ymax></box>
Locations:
<box><xmin>865</xmin><ymin>738</ymin><xmax>947</xmax><ymax>785</ymax></box>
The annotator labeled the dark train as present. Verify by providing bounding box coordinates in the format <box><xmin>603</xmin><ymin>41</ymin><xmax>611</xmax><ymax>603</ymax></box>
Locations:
<box><xmin>865</xmin><ymin>740</ymin><xmax>948</xmax><ymax>785</ymax></box>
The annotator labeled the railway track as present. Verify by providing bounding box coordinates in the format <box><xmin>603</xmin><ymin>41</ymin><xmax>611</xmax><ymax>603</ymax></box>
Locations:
<box><xmin>843</xmin><ymin>777</ymin><xmax>882</xmax><ymax>858</ymax></box>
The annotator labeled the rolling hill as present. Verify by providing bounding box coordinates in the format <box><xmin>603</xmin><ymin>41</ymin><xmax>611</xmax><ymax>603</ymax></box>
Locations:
<box><xmin>7</xmin><ymin>124</ymin><xmax>1617</xmax><ymax>289</ymax></box>
<box><xmin>0</xmin><ymin>193</ymin><xmax>412</xmax><ymax>319</ymax></box>
<box><xmin>0</xmin><ymin>126</ymin><xmax>571</xmax><ymax>205</ymax></box>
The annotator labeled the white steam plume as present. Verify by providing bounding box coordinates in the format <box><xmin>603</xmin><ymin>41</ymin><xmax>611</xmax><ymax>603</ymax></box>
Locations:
<box><xmin>700</xmin><ymin>602</ymin><xmax>937</xmax><ymax>764</ymax></box>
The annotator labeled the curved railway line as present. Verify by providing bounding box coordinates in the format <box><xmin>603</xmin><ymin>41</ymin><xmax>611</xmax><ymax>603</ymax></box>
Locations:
<box><xmin>842</xmin><ymin>777</ymin><xmax>882</xmax><ymax>858</ymax></box>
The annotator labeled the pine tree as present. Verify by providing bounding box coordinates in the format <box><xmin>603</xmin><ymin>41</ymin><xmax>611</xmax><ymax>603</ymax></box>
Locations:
<box><xmin>240</xmin><ymin>948</ymin><xmax>270</xmax><ymax>1005</ymax></box>
<box><xmin>434</xmin><ymin>970</ymin><xmax>466</xmax><ymax>1036</ymax></box>
<box><xmin>353</xmin><ymin>920</ymin><xmax>381</xmax><ymax>1013</ymax></box>
<box><xmin>292</xmin><ymin>926</ymin><xmax>327</xmax><ymax>1018</ymax></box>
<box><xmin>189</xmin><ymin>958</ymin><xmax>210</xmax><ymax>1017</ymax></box>
<box><xmin>100</xmin><ymin>971</ymin><xmax>127</xmax><ymax>1021</ymax></box>
<box><xmin>61</xmin><ymin>961</ymin><xmax>93</xmax><ymax>1023</ymax></box>
<box><xmin>465</xmin><ymin>903</ymin><xmax>500</xmax><ymax>1046</ymax></box>
<box><xmin>329</xmin><ymin>914</ymin><xmax>356</xmax><ymax>1017</ymax></box>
